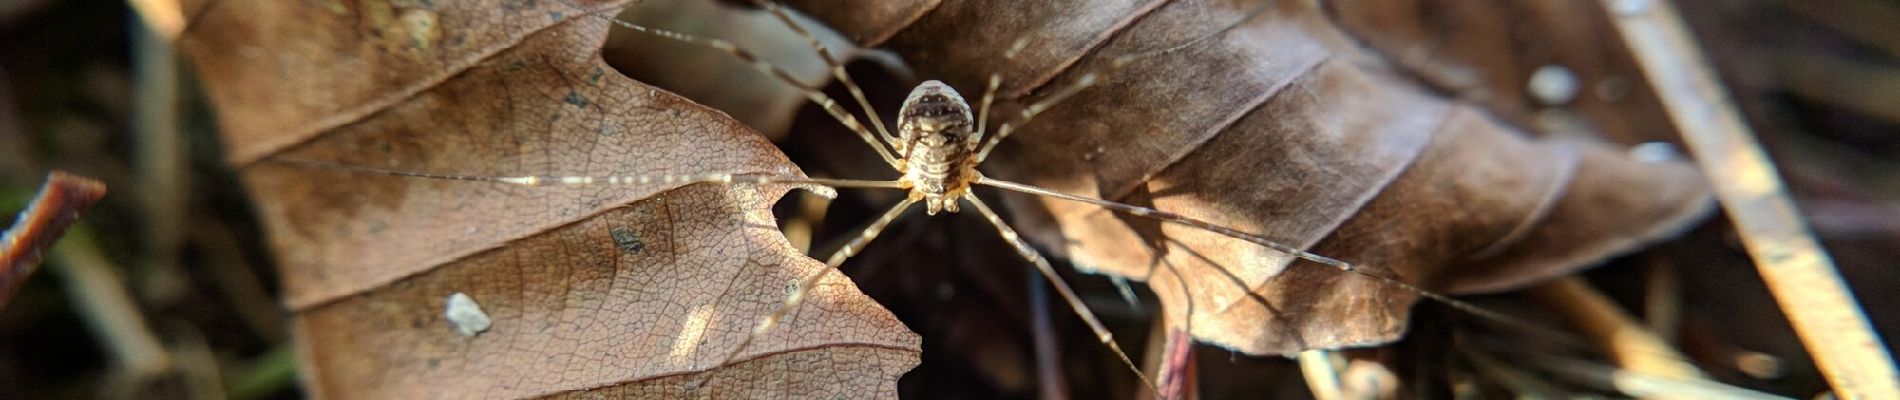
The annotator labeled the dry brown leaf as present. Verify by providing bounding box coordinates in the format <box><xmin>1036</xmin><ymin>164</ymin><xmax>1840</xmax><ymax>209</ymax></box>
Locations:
<box><xmin>176</xmin><ymin>0</ymin><xmax>917</xmax><ymax>397</ymax></box>
<box><xmin>775</xmin><ymin>0</ymin><xmax>1716</xmax><ymax>355</ymax></box>
<box><xmin>1328</xmin><ymin>0</ymin><xmax>1677</xmax><ymax>145</ymax></box>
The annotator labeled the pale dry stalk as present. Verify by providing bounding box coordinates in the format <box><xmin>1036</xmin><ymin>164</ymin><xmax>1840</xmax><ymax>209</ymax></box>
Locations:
<box><xmin>1599</xmin><ymin>0</ymin><xmax>1900</xmax><ymax>397</ymax></box>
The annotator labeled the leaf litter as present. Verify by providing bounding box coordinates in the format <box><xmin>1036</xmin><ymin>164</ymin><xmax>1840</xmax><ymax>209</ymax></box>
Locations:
<box><xmin>772</xmin><ymin>0</ymin><xmax>1713</xmax><ymax>355</ymax></box>
<box><xmin>173</xmin><ymin>0</ymin><xmax>1725</xmax><ymax>397</ymax></box>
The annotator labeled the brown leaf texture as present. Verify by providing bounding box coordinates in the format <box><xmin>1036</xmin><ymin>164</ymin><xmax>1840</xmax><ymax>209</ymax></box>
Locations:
<box><xmin>1328</xmin><ymin>0</ymin><xmax>1678</xmax><ymax>145</ymax></box>
<box><xmin>777</xmin><ymin>0</ymin><xmax>1716</xmax><ymax>355</ymax></box>
<box><xmin>177</xmin><ymin>0</ymin><xmax>917</xmax><ymax>397</ymax></box>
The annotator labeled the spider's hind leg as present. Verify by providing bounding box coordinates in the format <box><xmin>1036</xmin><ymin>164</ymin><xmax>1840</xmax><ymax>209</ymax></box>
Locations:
<box><xmin>963</xmin><ymin>194</ymin><xmax>1163</xmax><ymax>395</ymax></box>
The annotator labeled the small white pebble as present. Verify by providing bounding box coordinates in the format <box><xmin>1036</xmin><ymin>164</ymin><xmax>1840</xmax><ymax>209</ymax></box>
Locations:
<box><xmin>1529</xmin><ymin>65</ymin><xmax>1581</xmax><ymax>106</ymax></box>
<box><xmin>1630</xmin><ymin>142</ymin><xmax>1683</xmax><ymax>163</ymax></box>
<box><xmin>445</xmin><ymin>292</ymin><xmax>492</xmax><ymax>337</ymax></box>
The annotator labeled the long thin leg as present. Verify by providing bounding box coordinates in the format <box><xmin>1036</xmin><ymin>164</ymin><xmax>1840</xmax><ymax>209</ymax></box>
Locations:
<box><xmin>974</xmin><ymin>2</ymin><xmax>1280</xmax><ymax>163</ymax></box>
<box><xmin>976</xmin><ymin>176</ymin><xmax>1578</xmax><ymax>340</ymax></box>
<box><xmin>555</xmin><ymin>0</ymin><xmax>904</xmax><ymax>169</ymax></box>
<box><xmin>748</xmin><ymin>0</ymin><xmax>902</xmax><ymax>150</ymax></box>
<box><xmin>978</xmin><ymin>175</ymin><xmax>1346</xmax><ymax>270</ymax></box>
<box><xmin>971</xmin><ymin>39</ymin><xmax>1029</xmax><ymax>143</ymax></box>
<box><xmin>963</xmin><ymin>194</ymin><xmax>1161</xmax><ymax>395</ymax></box>
<box><xmin>974</xmin><ymin>70</ymin><xmax>1099</xmax><ymax>163</ymax></box>
<box><xmin>694</xmin><ymin>197</ymin><xmax>919</xmax><ymax>387</ymax></box>
<box><xmin>267</xmin><ymin>158</ymin><xmax>906</xmax><ymax>192</ymax></box>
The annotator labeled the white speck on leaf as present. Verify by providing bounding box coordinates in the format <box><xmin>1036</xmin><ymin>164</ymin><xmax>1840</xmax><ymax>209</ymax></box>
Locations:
<box><xmin>445</xmin><ymin>292</ymin><xmax>492</xmax><ymax>337</ymax></box>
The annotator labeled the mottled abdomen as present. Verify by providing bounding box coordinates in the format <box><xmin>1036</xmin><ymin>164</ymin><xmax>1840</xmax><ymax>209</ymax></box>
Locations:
<box><xmin>897</xmin><ymin>80</ymin><xmax>981</xmax><ymax>214</ymax></box>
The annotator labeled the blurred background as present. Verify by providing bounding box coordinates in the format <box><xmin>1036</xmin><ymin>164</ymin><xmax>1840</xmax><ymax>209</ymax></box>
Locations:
<box><xmin>1</xmin><ymin>0</ymin><xmax>1897</xmax><ymax>398</ymax></box>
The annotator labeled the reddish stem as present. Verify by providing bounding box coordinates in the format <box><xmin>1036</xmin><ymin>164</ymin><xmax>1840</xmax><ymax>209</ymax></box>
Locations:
<box><xmin>0</xmin><ymin>171</ymin><xmax>107</xmax><ymax>308</ymax></box>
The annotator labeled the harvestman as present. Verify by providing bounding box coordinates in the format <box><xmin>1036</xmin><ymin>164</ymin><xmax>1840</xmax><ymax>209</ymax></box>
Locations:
<box><xmin>281</xmin><ymin>0</ymin><xmax>1585</xmax><ymax>392</ymax></box>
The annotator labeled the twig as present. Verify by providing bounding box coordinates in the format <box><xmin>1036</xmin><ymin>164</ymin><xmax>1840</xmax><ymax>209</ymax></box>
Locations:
<box><xmin>1526</xmin><ymin>354</ymin><xmax>1790</xmax><ymax>400</ymax></box>
<box><xmin>1641</xmin><ymin>256</ymin><xmax>1681</xmax><ymax>341</ymax></box>
<box><xmin>1298</xmin><ymin>350</ymin><xmax>1344</xmax><ymax>400</ymax></box>
<box><xmin>1775</xmin><ymin>0</ymin><xmax>1900</xmax><ymax>61</ymax></box>
<box><xmin>1026</xmin><ymin>267</ymin><xmax>1070</xmax><ymax>400</ymax></box>
<box><xmin>1775</xmin><ymin>49</ymin><xmax>1900</xmax><ymax>126</ymax></box>
<box><xmin>52</xmin><ymin>226</ymin><xmax>172</xmax><ymax>380</ymax></box>
<box><xmin>126</xmin><ymin>0</ymin><xmax>184</xmax><ymax>41</ymax></box>
<box><xmin>0</xmin><ymin>171</ymin><xmax>107</xmax><ymax>308</ymax></box>
<box><xmin>1531</xmin><ymin>277</ymin><xmax>1704</xmax><ymax>382</ymax></box>
<box><xmin>1461</xmin><ymin>347</ymin><xmax>1570</xmax><ymax>398</ymax></box>
<box><xmin>1599</xmin><ymin>0</ymin><xmax>1900</xmax><ymax>397</ymax></box>
<box><xmin>133</xmin><ymin>4</ymin><xmax>191</xmax><ymax>305</ymax></box>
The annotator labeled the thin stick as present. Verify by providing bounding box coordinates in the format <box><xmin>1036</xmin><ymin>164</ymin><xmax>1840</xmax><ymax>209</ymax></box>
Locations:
<box><xmin>52</xmin><ymin>227</ymin><xmax>172</xmax><ymax>380</ymax></box>
<box><xmin>133</xmin><ymin>11</ymin><xmax>190</xmax><ymax>306</ymax></box>
<box><xmin>1027</xmin><ymin>267</ymin><xmax>1071</xmax><ymax>400</ymax></box>
<box><xmin>1775</xmin><ymin>49</ymin><xmax>1900</xmax><ymax>126</ymax></box>
<box><xmin>1524</xmin><ymin>354</ymin><xmax>1787</xmax><ymax>400</ymax></box>
<box><xmin>964</xmin><ymin>195</ymin><xmax>1160</xmax><ymax>395</ymax></box>
<box><xmin>1530</xmin><ymin>277</ymin><xmax>1703</xmax><ymax>381</ymax></box>
<box><xmin>694</xmin><ymin>197</ymin><xmax>918</xmax><ymax>388</ymax></box>
<box><xmin>1642</xmin><ymin>257</ymin><xmax>1682</xmax><ymax>340</ymax></box>
<box><xmin>1</xmin><ymin>171</ymin><xmax>107</xmax><ymax>308</ymax></box>
<box><xmin>127</xmin><ymin>0</ymin><xmax>184</xmax><ymax>41</ymax></box>
<box><xmin>1299</xmin><ymin>350</ymin><xmax>1345</xmax><ymax>400</ymax></box>
<box><xmin>1776</xmin><ymin>0</ymin><xmax>1900</xmax><ymax>61</ymax></box>
<box><xmin>1461</xmin><ymin>347</ymin><xmax>1571</xmax><ymax>398</ymax></box>
<box><xmin>1601</xmin><ymin>0</ymin><xmax>1900</xmax><ymax>397</ymax></box>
